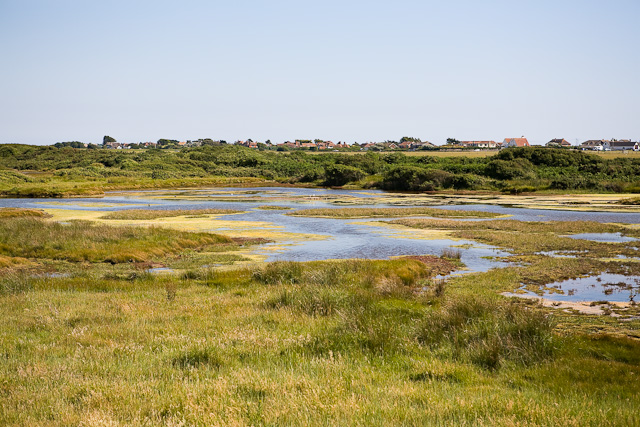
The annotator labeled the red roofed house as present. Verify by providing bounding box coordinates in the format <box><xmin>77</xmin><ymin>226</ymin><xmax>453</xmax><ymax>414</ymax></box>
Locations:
<box><xmin>502</xmin><ymin>137</ymin><xmax>530</xmax><ymax>148</ymax></box>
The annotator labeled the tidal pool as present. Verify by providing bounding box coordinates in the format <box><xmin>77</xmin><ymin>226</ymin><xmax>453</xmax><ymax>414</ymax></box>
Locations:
<box><xmin>516</xmin><ymin>273</ymin><xmax>640</xmax><ymax>303</ymax></box>
<box><xmin>564</xmin><ymin>233</ymin><xmax>640</xmax><ymax>243</ymax></box>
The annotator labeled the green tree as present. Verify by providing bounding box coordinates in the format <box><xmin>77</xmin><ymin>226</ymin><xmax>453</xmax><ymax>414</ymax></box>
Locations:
<box><xmin>103</xmin><ymin>135</ymin><xmax>116</xmax><ymax>144</ymax></box>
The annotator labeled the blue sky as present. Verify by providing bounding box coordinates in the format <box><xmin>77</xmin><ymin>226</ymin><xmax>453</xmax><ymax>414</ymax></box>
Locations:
<box><xmin>1</xmin><ymin>0</ymin><xmax>639</xmax><ymax>145</ymax></box>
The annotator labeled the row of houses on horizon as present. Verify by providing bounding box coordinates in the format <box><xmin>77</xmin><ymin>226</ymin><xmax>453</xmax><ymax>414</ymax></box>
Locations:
<box><xmin>97</xmin><ymin>137</ymin><xmax>639</xmax><ymax>151</ymax></box>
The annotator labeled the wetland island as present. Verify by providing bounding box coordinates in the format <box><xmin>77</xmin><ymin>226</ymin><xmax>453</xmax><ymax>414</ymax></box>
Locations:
<box><xmin>1</xmin><ymin>144</ymin><xmax>639</xmax><ymax>425</ymax></box>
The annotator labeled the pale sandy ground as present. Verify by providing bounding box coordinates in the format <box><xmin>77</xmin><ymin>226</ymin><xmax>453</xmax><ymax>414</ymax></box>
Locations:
<box><xmin>501</xmin><ymin>292</ymin><xmax>634</xmax><ymax>316</ymax></box>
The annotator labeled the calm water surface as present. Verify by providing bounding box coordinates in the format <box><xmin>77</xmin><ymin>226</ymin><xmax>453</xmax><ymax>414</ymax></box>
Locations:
<box><xmin>3</xmin><ymin>187</ymin><xmax>639</xmax><ymax>277</ymax></box>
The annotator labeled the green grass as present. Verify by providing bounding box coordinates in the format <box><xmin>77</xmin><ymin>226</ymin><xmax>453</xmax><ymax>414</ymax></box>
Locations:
<box><xmin>287</xmin><ymin>206</ymin><xmax>504</xmax><ymax>218</ymax></box>
<box><xmin>0</xmin><ymin>207</ymin><xmax>51</xmax><ymax>218</ymax></box>
<box><xmin>390</xmin><ymin>218</ymin><xmax>640</xmax><ymax>258</ymax></box>
<box><xmin>0</xmin><ymin>217</ymin><xmax>235</xmax><ymax>263</ymax></box>
<box><xmin>1</xmin><ymin>211</ymin><xmax>640</xmax><ymax>424</ymax></box>
<box><xmin>100</xmin><ymin>208</ymin><xmax>242</xmax><ymax>220</ymax></box>
<box><xmin>256</xmin><ymin>205</ymin><xmax>293</xmax><ymax>210</ymax></box>
<box><xmin>1</xmin><ymin>258</ymin><xmax>639</xmax><ymax>425</ymax></box>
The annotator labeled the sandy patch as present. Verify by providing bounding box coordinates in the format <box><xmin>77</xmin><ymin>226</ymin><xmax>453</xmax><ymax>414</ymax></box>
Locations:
<box><xmin>502</xmin><ymin>292</ymin><xmax>632</xmax><ymax>315</ymax></box>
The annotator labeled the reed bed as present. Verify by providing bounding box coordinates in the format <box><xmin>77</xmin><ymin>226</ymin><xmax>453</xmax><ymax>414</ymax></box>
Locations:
<box><xmin>101</xmin><ymin>208</ymin><xmax>241</xmax><ymax>220</ymax></box>
<box><xmin>287</xmin><ymin>206</ymin><xmax>502</xmax><ymax>219</ymax></box>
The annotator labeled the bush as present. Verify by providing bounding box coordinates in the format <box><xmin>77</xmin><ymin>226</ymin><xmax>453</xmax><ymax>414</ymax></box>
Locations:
<box><xmin>323</xmin><ymin>164</ymin><xmax>366</xmax><ymax>186</ymax></box>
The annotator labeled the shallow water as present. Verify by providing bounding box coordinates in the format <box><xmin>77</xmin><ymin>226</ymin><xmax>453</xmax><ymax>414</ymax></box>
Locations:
<box><xmin>564</xmin><ymin>233</ymin><xmax>639</xmax><ymax>243</ymax></box>
<box><xmin>517</xmin><ymin>273</ymin><xmax>640</xmax><ymax>303</ymax></box>
<box><xmin>2</xmin><ymin>187</ymin><xmax>640</xmax><ymax>271</ymax></box>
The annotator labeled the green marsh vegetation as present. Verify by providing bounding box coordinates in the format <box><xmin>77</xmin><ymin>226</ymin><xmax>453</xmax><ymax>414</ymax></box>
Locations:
<box><xmin>287</xmin><ymin>206</ymin><xmax>504</xmax><ymax>218</ymax></box>
<box><xmin>1</xmin><ymin>144</ymin><xmax>640</xmax><ymax>196</ymax></box>
<box><xmin>391</xmin><ymin>218</ymin><xmax>640</xmax><ymax>258</ymax></box>
<box><xmin>1</xmin><ymin>206</ymin><xmax>640</xmax><ymax>424</ymax></box>
<box><xmin>100</xmin><ymin>208</ymin><xmax>242</xmax><ymax>220</ymax></box>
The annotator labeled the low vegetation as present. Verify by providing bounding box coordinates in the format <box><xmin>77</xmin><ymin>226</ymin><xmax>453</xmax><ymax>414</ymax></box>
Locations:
<box><xmin>100</xmin><ymin>208</ymin><xmax>241</xmax><ymax>220</ymax></box>
<box><xmin>390</xmin><ymin>218</ymin><xmax>640</xmax><ymax>257</ymax></box>
<box><xmin>0</xmin><ymin>216</ymin><xmax>235</xmax><ymax>263</ymax></box>
<box><xmin>287</xmin><ymin>206</ymin><xmax>503</xmax><ymax>218</ymax></box>
<box><xmin>0</xmin><ymin>207</ymin><xmax>50</xmax><ymax>218</ymax></box>
<box><xmin>1</xmin><ymin>252</ymin><xmax>639</xmax><ymax>425</ymax></box>
<box><xmin>1</xmin><ymin>144</ymin><xmax>639</xmax><ymax>196</ymax></box>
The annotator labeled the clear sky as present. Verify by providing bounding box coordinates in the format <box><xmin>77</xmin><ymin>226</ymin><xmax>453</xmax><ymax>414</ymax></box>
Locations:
<box><xmin>1</xmin><ymin>0</ymin><xmax>639</xmax><ymax>146</ymax></box>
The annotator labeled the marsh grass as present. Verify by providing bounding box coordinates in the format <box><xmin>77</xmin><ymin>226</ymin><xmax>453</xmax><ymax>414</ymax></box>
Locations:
<box><xmin>441</xmin><ymin>247</ymin><xmax>462</xmax><ymax>260</ymax></box>
<box><xmin>416</xmin><ymin>296</ymin><xmax>556</xmax><ymax>370</ymax></box>
<box><xmin>287</xmin><ymin>206</ymin><xmax>503</xmax><ymax>218</ymax></box>
<box><xmin>0</xmin><ymin>207</ymin><xmax>51</xmax><ymax>218</ymax></box>
<box><xmin>100</xmin><ymin>208</ymin><xmax>241</xmax><ymax>220</ymax></box>
<box><xmin>0</xmin><ymin>217</ymin><xmax>234</xmax><ymax>263</ymax></box>
<box><xmin>256</xmin><ymin>205</ymin><xmax>292</xmax><ymax>210</ymax></box>
<box><xmin>392</xmin><ymin>218</ymin><xmax>640</xmax><ymax>257</ymax></box>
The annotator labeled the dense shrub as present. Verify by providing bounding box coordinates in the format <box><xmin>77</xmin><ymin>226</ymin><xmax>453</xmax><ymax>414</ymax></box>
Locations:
<box><xmin>324</xmin><ymin>164</ymin><xmax>366</xmax><ymax>186</ymax></box>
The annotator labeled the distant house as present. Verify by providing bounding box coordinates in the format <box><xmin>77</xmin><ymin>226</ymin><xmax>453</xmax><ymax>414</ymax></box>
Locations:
<box><xmin>237</xmin><ymin>140</ymin><xmax>258</xmax><ymax>148</ymax></box>
<box><xmin>580</xmin><ymin>140</ymin><xmax>604</xmax><ymax>151</ymax></box>
<box><xmin>604</xmin><ymin>140</ymin><xmax>638</xmax><ymax>151</ymax></box>
<box><xmin>546</xmin><ymin>138</ymin><xmax>571</xmax><ymax>148</ymax></box>
<box><xmin>502</xmin><ymin>137</ymin><xmax>530</xmax><ymax>148</ymax></box>
<box><xmin>460</xmin><ymin>140</ymin><xmax>497</xmax><ymax>149</ymax></box>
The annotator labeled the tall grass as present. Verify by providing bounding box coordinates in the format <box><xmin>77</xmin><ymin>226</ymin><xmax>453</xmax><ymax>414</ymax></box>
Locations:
<box><xmin>416</xmin><ymin>296</ymin><xmax>557</xmax><ymax>370</ymax></box>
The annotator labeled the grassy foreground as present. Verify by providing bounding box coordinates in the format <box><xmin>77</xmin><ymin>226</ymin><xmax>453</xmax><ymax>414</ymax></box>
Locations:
<box><xmin>1</xmin><ymin>209</ymin><xmax>640</xmax><ymax>425</ymax></box>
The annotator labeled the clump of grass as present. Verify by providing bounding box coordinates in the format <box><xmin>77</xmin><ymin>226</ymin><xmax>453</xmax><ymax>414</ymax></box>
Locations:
<box><xmin>287</xmin><ymin>206</ymin><xmax>503</xmax><ymax>219</ymax></box>
<box><xmin>256</xmin><ymin>205</ymin><xmax>292</xmax><ymax>210</ymax></box>
<box><xmin>416</xmin><ymin>296</ymin><xmax>556</xmax><ymax>370</ymax></box>
<box><xmin>620</xmin><ymin>197</ymin><xmax>640</xmax><ymax>205</ymax></box>
<box><xmin>165</xmin><ymin>283</ymin><xmax>177</xmax><ymax>302</ymax></box>
<box><xmin>171</xmin><ymin>347</ymin><xmax>223</xmax><ymax>369</ymax></box>
<box><xmin>265</xmin><ymin>286</ymin><xmax>353</xmax><ymax>317</ymax></box>
<box><xmin>0</xmin><ymin>272</ymin><xmax>33</xmax><ymax>295</ymax></box>
<box><xmin>101</xmin><ymin>208</ymin><xmax>241</xmax><ymax>220</ymax></box>
<box><xmin>441</xmin><ymin>247</ymin><xmax>462</xmax><ymax>260</ymax></box>
<box><xmin>252</xmin><ymin>261</ymin><xmax>303</xmax><ymax>285</ymax></box>
<box><xmin>0</xmin><ymin>208</ymin><xmax>51</xmax><ymax>219</ymax></box>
